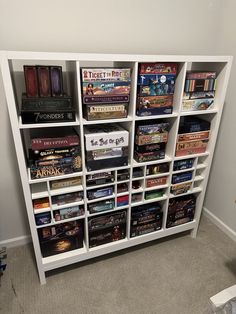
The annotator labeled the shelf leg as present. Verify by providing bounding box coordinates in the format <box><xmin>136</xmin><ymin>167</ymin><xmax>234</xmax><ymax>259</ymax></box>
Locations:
<box><xmin>190</xmin><ymin>227</ymin><xmax>198</xmax><ymax>238</ymax></box>
<box><xmin>39</xmin><ymin>269</ymin><xmax>46</xmax><ymax>285</ymax></box>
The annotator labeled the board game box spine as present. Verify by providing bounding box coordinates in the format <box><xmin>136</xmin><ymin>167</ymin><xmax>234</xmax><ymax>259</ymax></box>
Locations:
<box><xmin>134</xmin><ymin>143</ymin><xmax>166</xmax><ymax>153</ymax></box>
<box><xmin>29</xmin><ymin>146</ymin><xmax>80</xmax><ymax>161</ymax></box>
<box><xmin>53</xmin><ymin>205</ymin><xmax>84</xmax><ymax>221</ymax></box>
<box><xmin>138</xmin><ymin>82</ymin><xmax>176</xmax><ymax>97</ymax></box>
<box><xmin>136</xmin><ymin>122</ymin><xmax>170</xmax><ymax>135</ymax></box>
<box><xmin>136</xmin><ymin>106</ymin><xmax>173</xmax><ymax>116</ymax></box>
<box><xmin>130</xmin><ymin>220</ymin><xmax>162</xmax><ymax>237</ymax></box>
<box><xmin>50</xmin><ymin>66</ymin><xmax>63</xmax><ymax>97</ymax></box>
<box><xmin>83</xmin><ymin>95</ymin><xmax>130</xmax><ymax>104</ymax></box>
<box><xmin>52</xmin><ymin>192</ymin><xmax>83</xmax><ymax>205</ymax></box>
<box><xmin>85</xmin><ymin>103</ymin><xmax>128</xmax><ymax>120</ymax></box>
<box><xmin>21</xmin><ymin>94</ymin><xmax>73</xmax><ymax>110</ymax></box>
<box><xmin>137</xmin><ymin>95</ymin><xmax>173</xmax><ymax>108</ymax></box>
<box><xmin>183</xmin><ymin>91</ymin><xmax>215</xmax><ymax>100</ymax></box>
<box><xmin>86</xmin><ymin>156</ymin><xmax>128</xmax><ymax>171</ymax></box>
<box><xmin>89</xmin><ymin>224</ymin><xmax>126</xmax><ymax>248</ymax></box>
<box><xmin>88</xmin><ymin>200</ymin><xmax>115</xmax><ymax>214</ymax></box>
<box><xmin>50</xmin><ymin>177</ymin><xmax>82</xmax><ymax>190</ymax></box>
<box><xmin>82</xmin><ymin>81</ymin><xmax>131</xmax><ymax>96</ymax></box>
<box><xmin>134</xmin><ymin>150</ymin><xmax>165</xmax><ymax>163</ymax></box>
<box><xmin>176</xmin><ymin>139</ymin><xmax>209</xmax><ymax>151</ymax></box>
<box><xmin>33</xmin><ymin>155</ymin><xmax>80</xmax><ymax>168</ymax></box>
<box><xmin>182</xmin><ymin>99</ymin><xmax>214</xmax><ymax>111</ymax></box>
<box><xmin>37</xmin><ymin>66</ymin><xmax>51</xmax><ymax>97</ymax></box>
<box><xmin>31</xmin><ymin>135</ymin><xmax>80</xmax><ymax>150</ymax></box>
<box><xmin>81</xmin><ymin>68</ymin><xmax>131</xmax><ymax>82</ymax></box>
<box><xmin>88</xmin><ymin>211</ymin><xmax>126</xmax><ymax>231</ymax></box>
<box><xmin>35</xmin><ymin>212</ymin><xmax>51</xmax><ymax>226</ymax></box>
<box><xmin>170</xmin><ymin>182</ymin><xmax>192</xmax><ymax>195</ymax></box>
<box><xmin>138</xmin><ymin>63</ymin><xmax>177</xmax><ymax>75</ymax></box>
<box><xmin>24</xmin><ymin>66</ymin><xmax>39</xmax><ymax>97</ymax></box>
<box><xmin>21</xmin><ymin>111</ymin><xmax>76</xmax><ymax>124</ymax></box>
<box><xmin>137</xmin><ymin>74</ymin><xmax>176</xmax><ymax>86</ymax></box>
<box><xmin>144</xmin><ymin>189</ymin><xmax>165</xmax><ymax>200</ymax></box>
<box><xmin>117</xmin><ymin>195</ymin><xmax>129</xmax><ymax>207</ymax></box>
<box><xmin>30</xmin><ymin>164</ymin><xmax>82</xmax><ymax>180</ymax></box>
<box><xmin>86</xmin><ymin>146</ymin><xmax>128</xmax><ymax>161</ymax></box>
<box><xmin>186</xmin><ymin>71</ymin><xmax>216</xmax><ymax>80</ymax></box>
<box><xmin>177</xmin><ymin>130</ymin><xmax>210</xmax><ymax>142</ymax></box>
<box><xmin>135</xmin><ymin>132</ymin><xmax>168</xmax><ymax>146</ymax></box>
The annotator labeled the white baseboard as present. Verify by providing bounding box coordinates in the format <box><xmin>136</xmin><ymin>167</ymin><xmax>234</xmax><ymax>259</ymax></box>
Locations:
<box><xmin>203</xmin><ymin>207</ymin><xmax>236</xmax><ymax>242</ymax></box>
<box><xmin>0</xmin><ymin>234</ymin><xmax>31</xmax><ymax>248</ymax></box>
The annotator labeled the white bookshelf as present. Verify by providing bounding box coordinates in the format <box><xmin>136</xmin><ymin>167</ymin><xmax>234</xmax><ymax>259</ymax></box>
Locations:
<box><xmin>0</xmin><ymin>51</ymin><xmax>232</xmax><ymax>284</ymax></box>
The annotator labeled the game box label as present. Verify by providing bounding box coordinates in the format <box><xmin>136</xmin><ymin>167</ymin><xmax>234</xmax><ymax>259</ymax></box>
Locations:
<box><xmin>134</xmin><ymin>142</ymin><xmax>166</xmax><ymax>153</ymax></box>
<box><xmin>21</xmin><ymin>94</ymin><xmax>73</xmax><ymax>110</ymax></box>
<box><xmin>86</xmin><ymin>146</ymin><xmax>128</xmax><ymax>161</ymax></box>
<box><xmin>135</xmin><ymin>132</ymin><xmax>168</xmax><ymax>146</ymax></box>
<box><xmin>85</xmin><ymin>103</ymin><xmax>128</xmax><ymax>120</ymax></box>
<box><xmin>87</xmin><ymin>186</ymin><xmax>114</xmax><ymax>200</ymax></box>
<box><xmin>177</xmin><ymin>130</ymin><xmax>210</xmax><ymax>142</ymax></box>
<box><xmin>50</xmin><ymin>177</ymin><xmax>82</xmax><ymax>190</ymax></box>
<box><xmin>81</xmin><ymin>68</ymin><xmax>131</xmax><ymax>82</ymax></box>
<box><xmin>21</xmin><ymin>110</ymin><xmax>76</xmax><ymax>124</ymax></box>
<box><xmin>146</xmin><ymin>163</ymin><xmax>169</xmax><ymax>175</ymax></box>
<box><xmin>134</xmin><ymin>150</ymin><xmax>165</xmax><ymax>163</ymax></box>
<box><xmin>146</xmin><ymin>176</ymin><xmax>167</xmax><ymax>188</ymax></box>
<box><xmin>82</xmin><ymin>81</ymin><xmax>131</xmax><ymax>96</ymax></box>
<box><xmin>172</xmin><ymin>171</ymin><xmax>193</xmax><ymax>184</ymax></box>
<box><xmin>186</xmin><ymin>71</ymin><xmax>216</xmax><ymax>80</ymax></box>
<box><xmin>173</xmin><ymin>159</ymin><xmax>194</xmax><ymax>171</ymax></box>
<box><xmin>139</xmin><ymin>63</ymin><xmax>177</xmax><ymax>75</ymax></box>
<box><xmin>84</xmin><ymin>125</ymin><xmax>129</xmax><ymax>151</ymax></box>
<box><xmin>182</xmin><ymin>99</ymin><xmax>214</xmax><ymax>111</ymax></box>
<box><xmin>136</xmin><ymin>122</ymin><xmax>170</xmax><ymax>135</ymax></box>
<box><xmin>170</xmin><ymin>182</ymin><xmax>192</xmax><ymax>195</ymax></box>
<box><xmin>83</xmin><ymin>95</ymin><xmax>130</xmax><ymax>105</ymax></box>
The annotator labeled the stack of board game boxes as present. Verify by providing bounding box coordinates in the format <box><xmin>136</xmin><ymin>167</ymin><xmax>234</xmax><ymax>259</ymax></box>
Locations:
<box><xmin>166</xmin><ymin>195</ymin><xmax>196</xmax><ymax>228</ymax></box>
<box><xmin>134</xmin><ymin>121</ymin><xmax>169</xmax><ymax>162</ymax></box>
<box><xmin>136</xmin><ymin>63</ymin><xmax>177</xmax><ymax>116</ymax></box>
<box><xmin>130</xmin><ymin>203</ymin><xmax>163</xmax><ymax>237</ymax></box>
<box><xmin>21</xmin><ymin>65</ymin><xmax>75</xmax><ymax>124</ymax></box>
<box><xmin>175</xmin><ymin>117</ymin><xmax>211</xmax><ymax>157</ymax></box>
<box><xmin>81</xmin><ymin>68</ymin><xmax>131</xmax><ymax>120</ymax></box>
<box><xmin>84</xmin><ymin>125</ymin><xmax>129</xmax><ymax>171</ymax></box>
<box><xmin>88</xmin><ymin>211</ymin><xmax>127</xmax><ymax>247</ymax></box>
<box><xmin>182</xmin><ymin>71</ymin><xmax>216</xmax><ymax>111</ymax></box>
<box><xmin>29</xmin><ymin>128</ymin><xmax>82</xmax><ymax>179</ymax></box>
<box><xmin>37</xmin><ymin>220</ymin><xmax>84</xmax><ymax>257</ymax></box>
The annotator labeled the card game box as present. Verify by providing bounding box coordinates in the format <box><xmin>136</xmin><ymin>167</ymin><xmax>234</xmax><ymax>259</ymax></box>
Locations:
<box><xmin>87</xmin><ymin>186</ymin><xmax>114</xmax><ymax>200</ymax></box>
<box><xmin>35</xmin><ymin>212</ymin><xmax>51</xmax><ymax>226</ymax></box>
<box><xmin>146</xmin><ymin>176</ymin><xmax>167</xmax><ymax>188</ymax></box>
<box><xmin>84</xmin><ymin>125</ymin><xmax>129</xmax><ymax>151</ymax></box>
<box><xmin>86</xmin><ymin>171</ymin><xmax>114</xmax><ymax>186</ymax></box>
<box><xmin>146</xmin><ymin>163</ymin><xmax>169</xmax><ymax>176</ymax></box>
<box><xmin>117</xmin><ymin>195</ymin><xmax>129</xmax><ymax>207</ymax></box>
<box><xmin>145</xmin><ymin>189</ymin><xmax>165</xmax><ymax>200</ymax></box>
<box><xmin>170</xmin><ymin>182</ymin><xmax>192</xmax><ymax>195</ymax></box>
<box><xmin>138</xmin><ymin>63</ymin><xmax>177</xmax><ymax>75</ymax></box>
<box><xmin>166</xmin><ymin>195</ymin><xmax>196</xmax><ymax>228</ymax></box>
<box><xmin>88</xmin><ymin>199</ymin><xmax>115</xmax><ymax>214</ymax></box>
<box><xmin>172</xmin><ymin>171</ymin><xmax>193</xmax><ymax>184</ymax></box>
<box><xmin>38</xmin><ymin>220</ymin><xmax>84</xmax><ymax>257</ymax></box>
<box><xmin>33</xmin><ymin>197</ymin><xmax>50</xmax><ymax>210</ymax></box>
<box><xmin>84</xmin><ymin>103</ymin><xmax>128</xmax><ymax>121</ymax></box>
<box><xmin>81</xmin><ymin>68</ymin><xmax>131</xmax><ymax>82</ymax></box>
<box><xmin>173</xmin><ymin>159</ymin><xmax>194</xmax><ymax>171</ymax></box>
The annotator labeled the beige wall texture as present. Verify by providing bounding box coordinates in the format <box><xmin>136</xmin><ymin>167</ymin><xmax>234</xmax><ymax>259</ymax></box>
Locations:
<box><xmin>0</xmin><ymin>0</ymin><xmax>235</xmax><ymax>242</ymax></box>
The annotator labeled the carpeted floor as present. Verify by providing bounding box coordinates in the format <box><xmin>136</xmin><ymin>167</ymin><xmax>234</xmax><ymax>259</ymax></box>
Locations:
<box><xmin>1</xmin><ymin>215</ymin><xmax>236</xmax><ymax>314</ymax></box>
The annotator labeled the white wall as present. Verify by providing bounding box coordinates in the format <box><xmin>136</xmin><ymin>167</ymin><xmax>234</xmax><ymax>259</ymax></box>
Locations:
<box><xmin>0</xmin><ymin>0</ymin><xmax>234</xmax><ymax>242</ymax></box>
<box><xmin>204</xmin><ymin>0</ymin><xmax>236</xmax><ymax>233</ymax></box>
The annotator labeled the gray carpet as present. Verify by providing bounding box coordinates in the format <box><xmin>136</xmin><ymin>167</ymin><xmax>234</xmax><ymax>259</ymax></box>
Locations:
<box><xmin>1</xmin><ymin>216</ymin><xmax>236</xmax><ymax>314</ymax></box>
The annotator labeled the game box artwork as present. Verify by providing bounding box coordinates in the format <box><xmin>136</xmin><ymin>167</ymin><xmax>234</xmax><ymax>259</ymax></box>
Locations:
<box><xmin>130</xmin><ymin>202</ymin><xmax>163</xmax><ymax>237</ymax></box>
<box><xmin>172</xmin><ymin>171</ymin><xmax>193</xmax><ymax>184</ymax></box>
<box><xmin>87</xmin><ymin>186</ymin><xmax>114</xmax><ymax>200</ymax></box>
<box><xmin>88</xmin><ymin>199</ymin><xmax>115</xmax><ymax>214</ymax></box>
<box><xmin>146</xmin><ymin>163</ymin><xmax>169</xmax><ymax>176</ymax></box>
<box><xmin>166</xmin><ymin>195</ymin><xmax>196</xmax><ymax>228</ymax></box>
<box><xmin>173</xmin><ymin>159</ymin><xmax>194</xmax><ymax>171</ymax></box>
<box><xmin>38</xmin><ymin>220</ymin><xmax>84</xmax><ymax>257</ymax></box>
<box><xmin>136</xmin><ymin>95</ymin><xmax>173</xmax><ymax>116</ymax></box>
<box><xmin>85</xmin><ymin>103</ymin><xmax>128</xmax><ymax>120</ymax></box>
<box><xmin>88</xmin><ymin>210</ymin><xmax>127</xmax><ymax>247</ymax></box>
<box><xmin>81</xmin><ymin>68</ymin><xmax>131</xmax><ymax>82</ymax></box>
<box><xmin>53</xmin><ymin>205</ymin><xmax>84</xmax><ymax>221</ymax></box>
<box><xmin>170</xmin><ymin>182</ymin><xmax>192</xmax><ymax>196</ymax></box>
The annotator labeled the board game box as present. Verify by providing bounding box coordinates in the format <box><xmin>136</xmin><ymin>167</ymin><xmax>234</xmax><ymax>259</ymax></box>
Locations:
<box><xmin>172</xmin><ymin>171</ymin><xmax>193</xmax><ymax>184</ymax></box>
<box><xmin>21</xmin><ymin>110</ymin><xmax>76</xmax><ymax>124</ymax></box>
<box><xmin>145</xmin><ymin>189</ymin><xmax>165</xmax><ymax>200</ymax></box>
<box><xmin>135</xmin><ymin>132</ymin><xmax>168</xmax><ymax>146</ymax></box>
<box><xmin>182</xmin><ymin>99</ymin><xmax>214</xmax><ymax>111</ymax></box>
<box><xmin>35</xmin><ymin>212</ymin><xmax>51</xmax><ymax>226</ymax></box>
<box><xmin>86</xmin><ymin>146</ymin><xmax>128</xmax><ymax>161</ymax></box>
<box><xmin>21</xmin><ymin>94</ymin><xmax>73</xmax><ymax>110</ymax></box>
<box><xmin>146</xmin><ymin>176</ymin><xmax>167</xmax><ymax>188</ymax></box>
<box><xmin>81</xmin><ymin>68</ymin><xmax>131</xmax><ymax>82</ymax></box>
<box><xmin>88</xmin><ymin>199</ymin><xmax>115</xmax><ymax>214</ymax></box>
<box><xmin>117</xmin><ymin>195</ymin><xmax>129</xmax><ymax>207</ymax></box>
<box><xmin>83</xmin><ymin>95</ymin><xmax>130</xmax><ymax>105</ymax></box>
<box><xmin>87</xmin><ymin>186</ymin><xmax>113</xmax><ymax>200</ymax></box>
<box><xmin>38</xmin><ymin>220</ymin><xmax>84</xmax><ymax>257</ymax></box>
<box><xmin>53</xmin><ymin>205</ymin><xmax>84</xmax><ymax>221</ymax></box>
<box><xmin>82</xmin><ymin>81</ymin><xmax>131</xmax><ymax>96</ymax></box>
<box><xmin>51</xmin><ymin>191</ymin><xmax>83</xmax><ymax>205</ymax></box>
<box><xmin>173</xmin><ymin>159</ymin><xmax>194</xmax><ymax>171</ymax></box>
<box><xmin>179</xmin><ymin>117</ymin><xmax>211</xmax><ymax>134</ymax></box>
<box><xmin>134</xmin><ymin>149</ymin><xmax>165</xmax><ymax>163</ymax></box>
<box><xmin>146</xmin><ymin>163</ymin><xmax>169</xmax><ymax>175</ymax></box>
<box><xmin>84</xmin><ymin>125</ymin><xmax>129</xmax><ymax>151</ymax></box>
<box><xmin>50</xmin><ymin>177</ymin><xmax>82</xmax><ymax>190</ymax></box>
<box><xmin>84</xmin><ymin>103</ymin><xmax>128</xmax><ymax>120</ymax></box>
<box><xmin>86</xmin><ymin>171</ymin><xmax>114</xmax><ymax>186</ymax></box>
<box><xmin>135</xmin><ymin>122</ymin><xmax>170</xmax><ymax>135</ymax></box>
<box><xmin>177</xmin><ymin>130</ymin><xmax>210</xmax><ymax>142</ymax></box>
<box><xmin>138</xmin><ymin>63</ymin><xmax>177</xmax><ymax>75</ymax></box>
<box><xmin>170</xmin><ymin>182</ymin><xmax>192</xmax><ymax>195</ymax></box>
<box><xmin>134</xmin><ymin>142</ymin><xmax>166</xmax><ymax>153</ymax></box>
<box><xmin>86</xmin><ymin>156</ymin><xmax>128</xmax><ymax>171</ymax></box>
